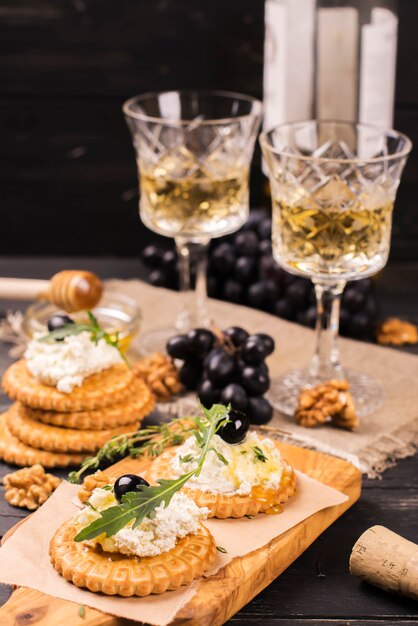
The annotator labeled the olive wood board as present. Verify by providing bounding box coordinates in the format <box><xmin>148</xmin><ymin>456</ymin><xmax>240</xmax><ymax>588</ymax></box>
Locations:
<box><xmin>0</xmin><ymin>441</ymin><xmax>361</xmax><ymax>626</ymax></box>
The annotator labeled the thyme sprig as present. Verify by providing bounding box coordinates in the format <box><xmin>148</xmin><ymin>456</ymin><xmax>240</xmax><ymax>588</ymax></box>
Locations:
<box><xmin>39</xmin><ymin>311</ymin><xmax>129</xmax><ymax>366</ymax></box>
<box><xmin>68</xmin><ymin>416</ymin><xmax>195</xmax><ymax>484</ymax></box>
<box><xmin>74</xmin><ymin>404</ymin><xmax>230</xmax><ymax>542</ymax></box>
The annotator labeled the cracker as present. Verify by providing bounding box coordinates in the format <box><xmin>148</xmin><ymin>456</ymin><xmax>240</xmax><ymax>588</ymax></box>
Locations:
<box><xmin>0</xmin><ymin>412</ymin><xmax>87</xmax><ymax>468</ymax></box>
<box><xmin>146</xmin><ymin>448</ymin><xmax>297</xmax><ymax>518</ymax></box>
<box><xmin>2</xmin><ymin>360</ymin><xmax>134</xmax><ymax>412</ymax></box>
<box><xmin>24</xmin><ymin>379</ymin><xmax>154</xmax><ymax>430</ymax></box>
<box><xmin>50</xmin><ymin>519</ymin><xmax>216</xmax><ymax>596</ymax></box>
<box><xmin>6</xmin><ymin>404</ymin><xmax>140</xmax><ymax>453</ymax></box>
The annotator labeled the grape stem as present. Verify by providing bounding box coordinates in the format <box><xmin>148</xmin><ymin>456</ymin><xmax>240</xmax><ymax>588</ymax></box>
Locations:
<box><xmin>209</xmin><ymin>322</ymin><xmax>237</xmax><ymax>356</ymax></box>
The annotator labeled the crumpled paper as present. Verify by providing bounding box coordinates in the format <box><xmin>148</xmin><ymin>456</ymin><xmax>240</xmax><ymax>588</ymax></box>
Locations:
<box><xmin>0</xmin><ymin>474</ymin><xmax>347</xmax><ymax>625</ymax></box>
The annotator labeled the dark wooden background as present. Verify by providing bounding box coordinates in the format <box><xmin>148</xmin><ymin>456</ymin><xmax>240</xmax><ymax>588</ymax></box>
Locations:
<box><xmin>0</xmin><ymin>0</ymin><xmax>417</xmax><ymax>259</ymax></box>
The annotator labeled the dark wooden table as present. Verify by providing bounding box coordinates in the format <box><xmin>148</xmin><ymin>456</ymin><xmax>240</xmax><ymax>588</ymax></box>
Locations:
<box><xmin>0</xmin><ymin>257</ymin><xmax>417</xmax><ymax>626</ymax></box>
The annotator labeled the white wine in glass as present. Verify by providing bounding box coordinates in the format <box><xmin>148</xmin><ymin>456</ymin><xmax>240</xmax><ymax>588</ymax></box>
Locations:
<box><xmin>260</xmin><ymin>120</ymin><xmax>412</xmax><ymax>416</ymax></box>
<box><xmin>124</xmin><ymin>90</ymin><xmax>262</xmax><ymax>352</ymax></box>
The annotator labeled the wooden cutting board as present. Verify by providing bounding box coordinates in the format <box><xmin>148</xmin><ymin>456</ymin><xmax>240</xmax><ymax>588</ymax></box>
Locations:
<box><xmin>0</xmin><ymin>441</ymin><xmax>361</xmax><ymax>626</ymax></box>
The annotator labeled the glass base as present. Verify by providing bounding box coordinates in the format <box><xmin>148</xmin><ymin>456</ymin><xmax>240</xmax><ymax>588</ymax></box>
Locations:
<box><xmin>269</xmin><ymin>367</ymin><xmax>384</xmax><ymax>418</ymax></box>
<box><xmin>137</xmin><ymin>327</ymin><xmax>177</xmax><ymax>356</ymax></box>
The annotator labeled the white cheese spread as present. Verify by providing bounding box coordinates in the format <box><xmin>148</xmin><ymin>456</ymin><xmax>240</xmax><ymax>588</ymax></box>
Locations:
<box><xmin>74</xmin><ymin>488</ymin><xmax>209</xmax><ymax>558</ymax></box>
<box><xmin>25</xmin><ymin>331</ymin><xmax>123</xmax><ymax>393</ymax></box>
<box><xmin>171</xmin><ymin>431</ymin><xmax>285</xmax><ymax>495</ymax></box>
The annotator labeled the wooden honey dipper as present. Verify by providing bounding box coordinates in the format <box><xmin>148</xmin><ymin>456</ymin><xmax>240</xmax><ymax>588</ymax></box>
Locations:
<box><xmin>0</xmin><ymin>270</ymin><xmax>103</xmax><ymax>312</ymax></box>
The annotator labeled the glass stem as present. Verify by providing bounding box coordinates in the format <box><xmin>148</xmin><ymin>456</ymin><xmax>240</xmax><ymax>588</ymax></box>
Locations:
<box><xmin>309</xmin><ymin>280</ymin><xmax>346</xmax><ymax>382</ymax></box>
<box><xmin>175</xmin><ymin>238</ymin><xmax>210</xmax><ymax>332</ymax></box>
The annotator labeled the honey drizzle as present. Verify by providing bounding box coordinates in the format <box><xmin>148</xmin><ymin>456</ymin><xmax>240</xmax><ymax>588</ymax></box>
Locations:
<box><xmin>251</xmin><ymin>485</ymin><xmax>283</xmax><ymax>515</ymax></box>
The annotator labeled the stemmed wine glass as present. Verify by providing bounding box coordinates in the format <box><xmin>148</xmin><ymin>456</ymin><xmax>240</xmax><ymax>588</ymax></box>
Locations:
<box><xmin>260</xmin><ymin>120</ymin><xmax>411</xmax><ymax>416</ymax></box>
<box><xmin>123</xmin><ymin>90</ymin><xmax>262</xmax><ymax>352</ymax></box>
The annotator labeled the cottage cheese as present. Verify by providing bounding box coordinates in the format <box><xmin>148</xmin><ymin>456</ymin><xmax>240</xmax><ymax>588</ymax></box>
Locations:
<box><xmin>74</xmin><ymin>488</ymin><xmax>209</xmax><ymax>558</ymax></box>
<box><xmin>171</xmin><ymin>431</ymin><xmax>285</xmax><ymax>495</ymax></box>
<box><xmin>25</xmin><ymin>332</ymin><xmax>123</xmax><ymax>393</ymax></box>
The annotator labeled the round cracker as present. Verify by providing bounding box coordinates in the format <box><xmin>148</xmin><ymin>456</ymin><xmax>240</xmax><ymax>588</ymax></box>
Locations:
<box><xmin>2</xmin><ymin>360</ymin><xmax>134</xmax><ymax>412</ymax></box>
<box><xmin>50</xmin><ymin>519</ymin><xmax>216</xmax><ymax>596</ymax></box>
<box><xmin>146</xmin><ymin>448</ymin><xmax>297</xmax><ymax>518</ymax></box>
<box><xmin>24</xmin><ymin>379</ymin><xmax>154</xmax><ymax>430</ymax></box>
<box><xmin>6</xmin><ymin>403</ymin><xmax>140</xmax><ymax>453</ymax></box>
<box><xmin>0</xmin><ymin>412</ymin><xmax>87</xmax><ymax>468</ymax></box>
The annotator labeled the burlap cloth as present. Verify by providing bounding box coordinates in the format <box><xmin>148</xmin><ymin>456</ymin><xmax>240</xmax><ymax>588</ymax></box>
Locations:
<box><xmin>108</xmin><ymin>279</ymin><xmax>418</xmax><ymax>479</ymax></box>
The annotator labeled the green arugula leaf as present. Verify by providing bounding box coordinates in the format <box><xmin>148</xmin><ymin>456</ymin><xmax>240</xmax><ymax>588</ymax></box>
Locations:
<box><xmin>194</xmin><ymin>404</ymin><xmax>229</xmax><ymax>477</ymax></box>
<box><xmin>39</xmin><ymin>323</ymin><xmax>92</xmax><ymax>342</ymax></box>
<box><xmin>87</xmin><ymin>310</ymin><xmax>100</xmax><ymax>327</ymax></box>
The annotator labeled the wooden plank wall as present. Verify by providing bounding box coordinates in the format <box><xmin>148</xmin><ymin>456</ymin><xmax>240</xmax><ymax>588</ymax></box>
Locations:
<box><xmin>0</xmin><ymin>0</ymin><xmax>416</xmax><ymax>259</ymax></box>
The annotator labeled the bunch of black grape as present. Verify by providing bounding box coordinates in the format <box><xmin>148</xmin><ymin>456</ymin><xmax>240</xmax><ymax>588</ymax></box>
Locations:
<box><xmin>166</xmin><ymin>327</ymin><xmax>274</xmax><ymax>425</ymax></box>
<box><xmin>141</xmin><ymin>209</ymin><xmax>380</xmax><ymax>341</ymax></box>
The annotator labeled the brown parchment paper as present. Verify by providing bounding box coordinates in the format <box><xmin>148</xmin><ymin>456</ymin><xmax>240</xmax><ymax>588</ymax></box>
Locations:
<box><xmin>109</xmin><ymin>280</ymin><xmax>418</xmax><ymax>477</ymax></box>
<box><xmin>0</xmin><ymin>475</ymin><xmax>347</xmax><ymax>625</ymax></box>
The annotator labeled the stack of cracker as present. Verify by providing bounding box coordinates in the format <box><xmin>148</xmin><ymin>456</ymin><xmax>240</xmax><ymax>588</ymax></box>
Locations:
<box><xmin>0</xmin><ymin>360</ymin><xmax>154</xmax><ymax>468</ymax></box>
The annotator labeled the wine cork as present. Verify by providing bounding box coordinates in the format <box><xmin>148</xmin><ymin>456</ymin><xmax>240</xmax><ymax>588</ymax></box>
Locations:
<box><xmin>350</xmin><ymin>525</ymin><xmax>418</xmax><ymax>600</ymax></box>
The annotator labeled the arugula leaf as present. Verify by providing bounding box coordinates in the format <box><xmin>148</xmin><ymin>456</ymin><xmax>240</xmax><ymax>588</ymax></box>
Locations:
<box><xmin>39</xmin><ymin>323</ymin><xmax>92</xmax><ymax>342</ymax></box>
<box><xmin>194</xmin><ymin>404</ymin><xmax>229</xmax><ymax>477</ymax></box>
<box><xmin>87</xmin><ymin>310</ymin><xmax>100</xmax><ymax>327</ymax></box>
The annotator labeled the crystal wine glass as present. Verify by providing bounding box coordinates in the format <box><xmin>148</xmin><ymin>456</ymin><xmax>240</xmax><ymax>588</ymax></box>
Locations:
<box><xmin>123</xmin><ymin>90</ymin><xmax>262</xmax><ymax>351</ymax></box>
<box><xmin>260</xmin><ymin>120</ymin><xmax>412</xmax><ymax>416</ymax></box>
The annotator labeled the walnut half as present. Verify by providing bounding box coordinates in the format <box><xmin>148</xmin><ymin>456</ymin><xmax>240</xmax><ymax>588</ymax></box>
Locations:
<box><xmin>377</xmin><ymin>318</ymin><xmax>418</xmax><ymax>346</ymax></box>
<box><xmin>133</xmin><ymin>352</ymin><xmax>183</xmax><ymax>400</ymax></box>
<box><xmin>3</xmin><ymin>464</ymin><xmax>61</xmax><ymax>511</ymax></box>
<box><xmin>78</xmin><ymin>470</ymin><xmax>114</xmax><ymax>503</ymax></box>
<box><xmin>295</xmin><ymin>379</ymin><xmax>359</xmax><ymax>430</ymax></box>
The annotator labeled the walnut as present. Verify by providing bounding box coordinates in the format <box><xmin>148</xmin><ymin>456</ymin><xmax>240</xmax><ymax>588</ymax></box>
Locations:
<box><xmin>295</xmin><ymin>379</ymin><xmax>359</xmax><ymax>430</ymax></box>
<box><xmin>377</xmin><ymin>318</ymin><xmax>418</xmax><ymax>346</ymax></box>
<box><xmin>78</xmin><ymin>470</ymin><xmax>114</xmax><ymax>503</ymax></box>
<box><xmin>3</xmin><ymin>464</ymin><xmax>61</xmax><ymax>510</ymax></box>
<box><xmin>133</xmin><ymin>352</ymin><xmax>183</xmax><ymax>400</ymax></box>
